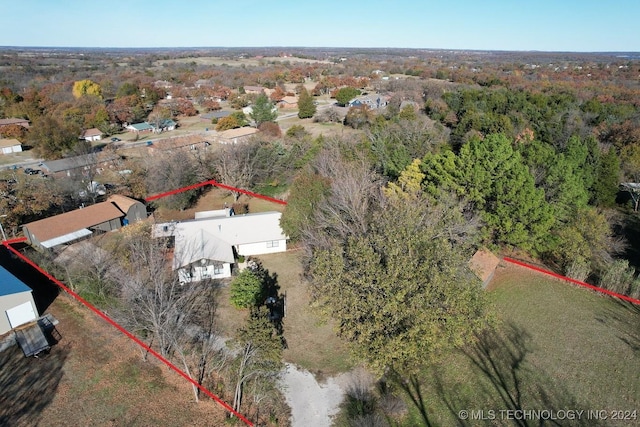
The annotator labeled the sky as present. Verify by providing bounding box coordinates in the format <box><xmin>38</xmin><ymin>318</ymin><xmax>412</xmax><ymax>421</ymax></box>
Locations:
<box><xmin>2</xmin><ymin>0</ymin><xmax>639</xmax><ymax>52</ymax></box>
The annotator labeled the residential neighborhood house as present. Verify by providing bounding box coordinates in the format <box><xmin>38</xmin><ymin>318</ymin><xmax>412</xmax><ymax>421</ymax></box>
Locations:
<box><xmin>126</xmin><ymin>119</ymin><xmax>177</xmax><ymax>134</ymax></box>
<box><xmin>154</xmin><ymin>210</ymin><xmax>287</xmax><ymax>283</ymax></box>
<box><xmin>216</xmin><ymin>127</ymin><xmax>259</xmax><ymax>144</ymax></box>
<box><xmin>80</xmin><ymin>128</ymin><xmax>103</xmax><ymax>142</ymax></box>
<box><xmin>40</xmin><ymin>153</ymin><xmax>121</xmax><ymax>178</ymax></box>
<box><xmin>0</xmin><ymin>138</ymin><xmax>23</xmax><ymax>154</ymax></box>
<box><xmin>0</xmin><ymin>118</ymin><xmax>30</xmax><ymax>129</ymax></box>
<box><xmin>23</xmin><ymin>195</ymin><xmax>146</xmax><ymax>250</ymax></box>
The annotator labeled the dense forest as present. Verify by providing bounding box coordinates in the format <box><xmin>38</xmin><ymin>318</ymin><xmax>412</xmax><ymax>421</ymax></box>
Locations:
<box><xmin>1</xmin><ymin>46</ymin><xmax>639</xmax><ymax>425</ymax></box>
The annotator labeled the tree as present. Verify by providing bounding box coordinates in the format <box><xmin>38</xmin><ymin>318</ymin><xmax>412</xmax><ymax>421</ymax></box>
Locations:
<box><xmin>592</xmin><ymin>147</ymin><xmax>620</xmax><ymax>207</ymax></box>
<box><xmin>335</xmin><ymin>87</ymin><xmax>360</xmax><ymax>106</ymax></box>
<box><xmin>112</xmin><ymin>225</ymin><xmax>208</xmax><ymax>359</ymax></box>
<box><xmin>309</xmin><ymin>192</ymin><xmax>489</xmax><ymax>374</ymax></box>
<box><xmin>210</xmin><ymin>141</ymin><xmax>262</xmax><ymax>201</ymax></box>
<box><xmin>458</xmin><ymin>134</ymin><xmax>555</xmax><ymax>253</ymax></box>
<box><xmin>344</xmin><ymin>105</ymin><xmax>373</xmax><ymax>129</ymax></box>
<box><xmin>215</xmin><ymin>115</ymin><xmax>240</xmax><ymax>131</ymax></box>
<box><xmin>297</xmin><ymin>88</ymin><xmax>316</xmax><ymax>119</ymax></box>
<box><xmin>28</xmin><ymin>115</ymin><xmax>80</xmax><ymax>159</ymax></box>
<box><xmin>230</xmin><ymin>269</ymin><xmax>263</xmax><ymax>309</ymax></box>
<box><xmin>280</xmin><ymin>169</ymin><xmax>331</xmax><ymax>241</ymax></box>
<box><xmin>229</xmin><ymin>306</ymin><xmax>283</xmax><ymax>416</ymax></box>
<box><xmin>249</xmin><ymin>94</ymin><xmax>277</xmax><ymax>127</ymax></box>
<box><xmin>145</xmin><ymin>150</ymin><xmax>206</xmax><ymax>210</ymax></box>
<box><xmin>72</xmin><ymin>79</ymin><xmax>102</xmax><ymax>99</ymax></box>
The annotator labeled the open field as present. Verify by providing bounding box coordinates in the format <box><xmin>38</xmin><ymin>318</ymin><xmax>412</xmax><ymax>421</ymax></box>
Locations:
<box><xmin>402</xmin><ymin>263</ymin><xmax>640</xmax><ymax>426</ymax></box>
<box><xmin>153</xmin><ymin>56</ymin><xmax>332</xmax><ymax>68</ymax></box>
<box><xmin>0</xmin><ymin>295</ymin><xmax>226</xmax><ymax>426</ymax></box>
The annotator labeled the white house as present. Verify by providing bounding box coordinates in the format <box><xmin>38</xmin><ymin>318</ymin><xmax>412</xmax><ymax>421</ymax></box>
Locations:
<box><xmin>80</xmin><ymin>128</ymin><xmax>103</xmax><ymax>142</ymax></box>
<box><xmin>154</xmin><ymin>211</ymin><xmax>287</xmax><ymax>283</ymax></box>
<box><xmin>0</xmin><ymin>138</ymin><xmax>23</xmax><ymax>154</ymax></box>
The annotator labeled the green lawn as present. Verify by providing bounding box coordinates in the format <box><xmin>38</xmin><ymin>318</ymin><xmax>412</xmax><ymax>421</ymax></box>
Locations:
<box><xmin>401</xmin><ymin>264</ymin><xmax>640</xmax><ymax>426</ymax></box>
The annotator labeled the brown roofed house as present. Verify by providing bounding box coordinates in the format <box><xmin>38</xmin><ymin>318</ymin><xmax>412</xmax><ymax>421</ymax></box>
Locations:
<box><xmin>0</xmin><ymin>118</ymin><xmax>29</xmax><ymax>129</ymax></box>
<box><xmin>22</xmin><ymin>196</ymin><xmax>144</xmax><ymax>250</ymax></box>
<box><xmin>216</xmin><ymin>127</ymin><xmax>259</xmax><ymax>144</ymax></box>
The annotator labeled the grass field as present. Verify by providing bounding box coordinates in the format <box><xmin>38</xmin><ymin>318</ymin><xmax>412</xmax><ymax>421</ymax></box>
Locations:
<box><xmin>401</xmin><ymin>263</ymin><xmax>640</xmax><ymax>426</ymax></box>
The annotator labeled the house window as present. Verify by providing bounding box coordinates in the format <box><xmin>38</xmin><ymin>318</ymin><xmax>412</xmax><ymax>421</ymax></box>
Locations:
<box><xmin>214</xmin><ymin>263</ymin><xmax>224</xmax><ymax>275</ymax></box>
<box><xmin>266</xmin><ymin>240</ymin><xmax>279</xmax><ymax>248</ymax></box>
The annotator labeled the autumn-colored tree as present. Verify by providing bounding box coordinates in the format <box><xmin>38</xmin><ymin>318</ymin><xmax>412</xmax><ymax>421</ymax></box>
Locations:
<box><xmin>107</xmin><ymin>94</ymin><xmax>146</xmax><ymax>125</ymax></box>
<box><xmin>72</xmin><ymin>79</ymin><xmax>102</xmax><ymax>99</ymax></box>
<box><xmin>215</xmin><ymin>115</ymin><xmax>240</xmax><ymax>131</ymax></box>
<box><xmin>344</xmin><ymin>105</ymin><xmax>372</xmax><ymax>129</ymax></box>
<box><xmin>257</xmin><ymin>121</ymin><xmax>281</xmax><ymax>138</ymax></box>
<box><xmin>28</xmin><ymin>115</ymin><xmax>80</xmax><ymax>159</ymax></box>
<box><xmin>0</xmin><ymin>124</ymin><xmax>28</xmax><ymax>141</ymax></box>
<box><xmin>269</xmin><ymin>86</ymin><xmax>285</xmax><ymax>102</ymax></box>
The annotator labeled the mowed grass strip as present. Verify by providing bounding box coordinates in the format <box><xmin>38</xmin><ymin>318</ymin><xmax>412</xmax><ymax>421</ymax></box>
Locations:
<box><xmin>401</xmin><ymin>264</ymin><xmax>640</xmax><ymax>426</ymax></box>
<box><xmin>256</xmin><ymin>251</ymin><xmax>353</xmax><ymax>376</ymax></box>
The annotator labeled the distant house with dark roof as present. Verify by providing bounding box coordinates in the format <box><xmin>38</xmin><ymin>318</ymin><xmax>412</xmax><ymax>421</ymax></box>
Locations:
<box><xmin>40</xmin><ymin>153</ymin><xmax>120</xmax><ymax>178</ymax></box>
<box><xmin>126</xmin><ymin>122</ymin><xmax>154</xmax><ymax>133</ymax></box>
<box><xmin>80</xmin><ymin>128</ymin><xmax>103</xmax><ymax>142</ymax></box>
<box><xmin>23</xmin><ymin>195</ymin><xmax>145</xmax><ymax>250</ymax></box>
<box><xmin>0</xmin><ymin>138</ymin><xmax>23</xmax><ymax>154</ymax></box>
<box><xmin>200</xmin><ymin>111</ymin><xmax>232</xmax><ymax>121</ymax></box>
<box><xmin>0</xmin><ymin>118</ymin><xmax>29</xmax><ymax>129</ymax></box>
<box><xmin>0</xmin><ymin>266</ymin><xmax>38</xmax><ymax>335</ymax></box>
<box><xmin>126</xmin><ymin>120</ymin><xmax>177</xmax><ymax>133</ymax></box>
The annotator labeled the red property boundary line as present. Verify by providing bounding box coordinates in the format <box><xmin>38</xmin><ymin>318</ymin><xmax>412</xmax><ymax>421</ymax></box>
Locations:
<box><xmin>145</xmin><ymin>179</ymin><xmax>287</xmax><ymax>206</ymax></box>
<box><xmin>2</xmin><ymin>238</ymin><xmax>254</xmax><ymax>426</ymax></box>
<box><xmin>503</xmin><ymin>257</ymin><xmax>640</xmax><ymax>306</ymax></box>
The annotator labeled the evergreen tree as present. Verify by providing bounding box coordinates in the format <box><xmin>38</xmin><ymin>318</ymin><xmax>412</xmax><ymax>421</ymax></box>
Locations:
<box><xmin>459</xmin><ymin>134</ymin><xmax>555</xmax><ymax>253</ymax></box>
<box><xmin>592</xmin><ymin>148</ymin><xmax>620</xmax><ymax>207</ymax></box>
<box><xmin>297</xmin><ymin>88</ymin><xmax>316</xmax><ymax>119</ymax></box>
<box><xmin>249</xmin><ymin>93</ymin><xmax>277</xmax><ymax>127</ymax></box>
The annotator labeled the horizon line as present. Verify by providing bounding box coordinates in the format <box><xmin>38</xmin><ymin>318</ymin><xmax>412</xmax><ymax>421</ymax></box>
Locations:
<box><xmin>1</xmin><ymin>45</ymin><xmax>639</xmax><ymax>55</ymax></box>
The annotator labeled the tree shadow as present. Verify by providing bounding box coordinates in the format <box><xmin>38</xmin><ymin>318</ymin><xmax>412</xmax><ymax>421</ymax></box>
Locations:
<box><xmin>0</xmin><ymin>342</ymin><xmax>70</xmax><ymax>426</ymax></box>
<box><xmin>248</xmin><ymin>259</ymin><xmax>288</xmax><ymax>349</ymax></box>
<box><xmin>595</xmin><ymin>299</ymin><xmax>640</xmax><ymax>354</ymax></box>
<box><xmin>436</xmin><ymin>322</ymin><xmax>604</xmax><ymax>427</ymax></box>
<box><xmin>0</xmin><ymin>245</ymin><xmax>60</xmax><ymax>314</ymax></box>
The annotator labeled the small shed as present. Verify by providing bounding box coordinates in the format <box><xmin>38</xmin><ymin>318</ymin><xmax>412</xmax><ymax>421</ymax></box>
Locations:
<box><xmin>107</xmin><ymin>194</ymin><xmax>147</xmax><ymax>224</ymax></box>
<box><xmin>0</xmin><ymin>266</ymin><xmax>38</xmax><ymax>336</ymax></box>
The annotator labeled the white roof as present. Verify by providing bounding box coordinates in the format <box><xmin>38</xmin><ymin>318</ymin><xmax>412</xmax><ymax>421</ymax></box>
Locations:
<box><xmin>156</xmin><ymin>211</ymin><xmax>286</xmax><ymax>246</ymax></box>
<box><xmin>40</xmin><ymin>228</ymin><xmax>92</xmax><ymax>248</ymax></box>
<box><xmin>195</xmin><ymin>209</ymin><xmax>231</xmax><ymax>219</ymax></box>
<box><xmin>173</xmin><ymin>229</ymin><xmax>235</xmax><ymax>269</ymax></box>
